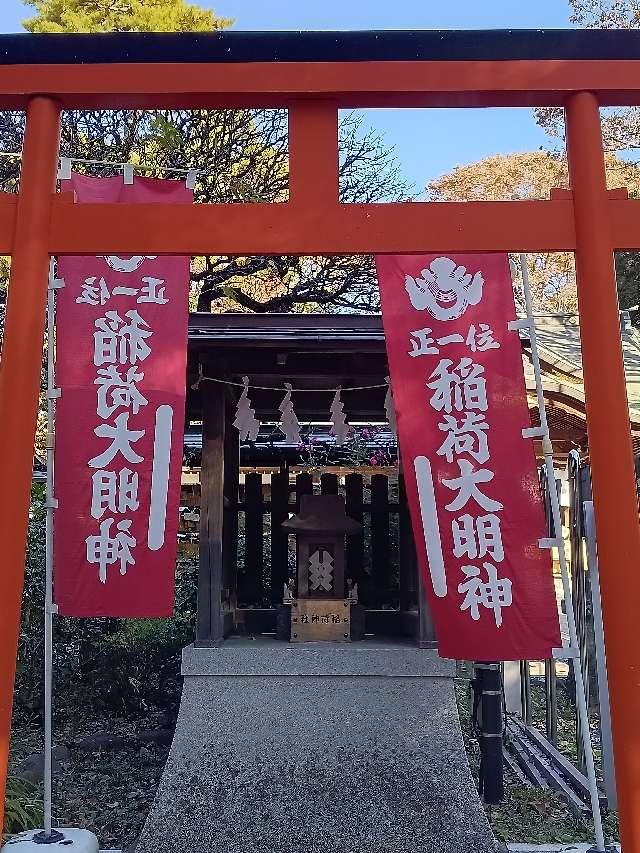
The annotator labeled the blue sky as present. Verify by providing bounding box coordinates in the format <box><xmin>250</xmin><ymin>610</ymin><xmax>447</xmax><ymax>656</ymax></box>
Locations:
<box><xmin>0</xmin><ymin>0</ymin><xmax>574</xmax><ymax>192</ymax></box>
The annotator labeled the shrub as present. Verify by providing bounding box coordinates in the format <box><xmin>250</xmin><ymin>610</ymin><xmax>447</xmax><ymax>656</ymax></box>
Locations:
<box><xmin>14</xmin><ymin>489</ymin><xmax>198</xmax><ymax>720</ymax></box>
<box><xmin>3</xmin><ymin>776</ymin><xmax>43</xmax><ymax>836</ymax></box>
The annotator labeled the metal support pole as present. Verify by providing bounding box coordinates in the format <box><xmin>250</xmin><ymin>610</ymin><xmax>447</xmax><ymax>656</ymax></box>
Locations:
<box><xmin>475</xmin><ymin>662</ymin><xmax>504</xmax><ymax>805</ymax></box>
<box><xmin>545</xmin><ymin>657</ymin><xmax>558</xmax><ymax>746</ymax></box>
<box><xmin>502</xmin><ymin>660</ymin><xmax>524</xmax><ymax>717</ymax></box>
<box><xmin>565</xmin><ymin>91</ymin><xmax>640</xmax><ymax>853</ymax></box>
<box><xmin>542</xmin><ymin>470</ymin><xmax>558</xmax><ymax>746</ymax></box>
<box><xmin>584</xmin><ymin>499</ymin><xmax>617</xmax><ymax>812</ymax></box>
<box><xmin>39</xmin><ymin>261</ymin><xmax>63</xmax><ymax>842</ymax></box>
<box><xmin>44</xmin><ymin>267</ymin><xmax>55</xmax><ymax>837</ymax></box>
<box><xmin>520</xmin><ymin>659</ymin><xmax>531</xmax><ymax>726</ymax></box>
<box><xmin>0</xmin><ymin>95</ymin><xmax>61</xmax><ymax>831</ymax></box>
<box><xmin>519</xmin><ymin>254</ymin><xmax>606</xmax><ymax>851</ymax></box>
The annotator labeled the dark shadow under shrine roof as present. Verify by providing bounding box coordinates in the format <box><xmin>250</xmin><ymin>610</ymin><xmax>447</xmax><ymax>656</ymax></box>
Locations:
<box><xmin>2</xmin><ymin>30</ymin><xmax>640</xmax><ymax>66</ymax></box>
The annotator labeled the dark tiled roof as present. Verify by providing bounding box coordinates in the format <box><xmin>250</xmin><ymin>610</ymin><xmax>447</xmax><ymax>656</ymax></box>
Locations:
<box><xmin>2</xmin><ymin>30</ymin><xmax>640</xmax><ymax>66</ymax></box>
<box><xmin>188</xmin><ymin>313</ymin><xmax>385</xmax><ymax>347</ymax></box>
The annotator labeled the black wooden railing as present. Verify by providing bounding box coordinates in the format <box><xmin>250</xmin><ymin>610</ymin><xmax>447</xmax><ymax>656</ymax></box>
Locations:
<box><xmin>179</xmin><ymin>466</ymin><xmax>428</xmax><ymax>640</ymax></box>
<box><xmin>235</xmin><ymin>471</ymin><xmax>404</xmax><ymax>610</ymax></box>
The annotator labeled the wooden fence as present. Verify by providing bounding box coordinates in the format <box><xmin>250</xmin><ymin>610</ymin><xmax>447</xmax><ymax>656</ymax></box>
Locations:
<box><xmin>181</xmin><ymin>464</ymin><xmax>432</xmax><ymax>641</ymax></box>
<box><xmin>235</xmin><ymin>470</ymin><xmax>406</xmax><ymax>610</ymax></box>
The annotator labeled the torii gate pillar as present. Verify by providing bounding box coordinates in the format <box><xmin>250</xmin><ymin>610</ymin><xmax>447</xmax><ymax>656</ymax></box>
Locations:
<box><xmin>0</xmin><ymin>95</ymin><xmax>61</xmax><ymax>819</ymax></box>
<box><xmin>566</xmin><ymin>90</ymin><xmax>640</xmax><ymax>851</ymax></box>
<box><xmin>1</xmin><ymin>32</ymin><xmax>640</xmax><ymax>852</ymax></box>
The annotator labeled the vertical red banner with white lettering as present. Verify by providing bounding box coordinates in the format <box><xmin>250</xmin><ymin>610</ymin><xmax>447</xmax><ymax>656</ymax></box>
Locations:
<box><xmin>376</xmin><ymin>253</ymin><xmax>560</xmax><ymax>660</ymax></box>
<box><xmin>54</xmin><ymin>174</ymin><xmax>191</xmax><ymax>617</ymax></box>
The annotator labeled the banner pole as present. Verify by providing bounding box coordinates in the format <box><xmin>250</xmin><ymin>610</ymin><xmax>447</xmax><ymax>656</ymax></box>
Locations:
<box><xmin>43</xmin><ymin>260</ymin><xmax>61</xmax><ymax>840</ymax></box>
<box><xmin>518</xmin><ymin>253</ymin><xmax>605</xmax><ymax>851</ymax></box>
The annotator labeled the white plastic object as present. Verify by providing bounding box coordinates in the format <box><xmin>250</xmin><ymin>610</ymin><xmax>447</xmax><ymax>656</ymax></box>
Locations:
<box><xmin>123</xmin><ymin>164</ymin><xmax>134</xmax><ymax>185</ymax></box>
<box><xmin>1</xmin><ymin>828</ymin><xmax>99</xmax><ymax>853</ymax></box>
<box><xmin>57</xmin><ymin>158</ymin><xmax>72</xmax><ymax>181</ymax></box>
<box><xmin>507</xmin><ymin>317</ymin><xmax>530</xmax><ymax>331</ymax></box>
<box><xmin>522</xmin><ymin>425</ymin><xmax>545</xmax><ymax>439</ymax></box>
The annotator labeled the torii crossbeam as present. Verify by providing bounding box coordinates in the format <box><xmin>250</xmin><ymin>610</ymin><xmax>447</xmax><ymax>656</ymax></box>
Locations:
<box><xmin>0</xmin><ymin>29</ymin><xmax>639</xmax><ymax>850</ymax></box>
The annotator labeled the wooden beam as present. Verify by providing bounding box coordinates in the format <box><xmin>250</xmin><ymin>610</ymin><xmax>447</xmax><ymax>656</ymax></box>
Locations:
<box><xmin>42</xmin><ymin>198</ymin><xmax>575</xmax><ymax>256</ymax></box>
<box><xmin>416</xmin><ymin>563</ymin><xmax>437</xmax><ymax>649</ymax></box>
<box><xmin>345</xmin><ymin>474</ymin><xmax>364</xmax><ymax>591</ymax></box>
<box><xmin>222</xmin><ymin>390</ymin><xmax>239</xmax><ymax>637</ymax></box>
<box><xmin>398</xmin><ymin>471</ymin><xmax>418</xmax><ymax>614</ymax></box>
<box><xmin>370</xmin><ymin>475</ymin><xmax>391</xmax><ymax>608</ymax></box>
<box><xmin>242</xmin><ymin>473</ymin><xmax>264</xmax><ymax>605</ymax></box>
<box><xmin>0</xmin><ymin>192</ymin><xmax>637</xmax><ymax>257</ymax></box>
<box><xmin>196</xmin><ymin>381</ymin><xmax>226</xmax><ymax>645</ymax></box>
<box><xmin>289</xmin><ymin>100</ymin><xmax>338</xmax><ymax>210</ymax></box>
<box><xmin>234</xmin><ymin>607</ymin><xmax>410</xmax><ymax>636</ymax></box>
<box><xmin>3</xmin><ymin>59</ymin><xmax>640</xmax><ymax>109</ymax></box>
<box><xmin>270</xmin><ymin>470</ymin><xmax>290</xmax><ymax>607</ymax></box>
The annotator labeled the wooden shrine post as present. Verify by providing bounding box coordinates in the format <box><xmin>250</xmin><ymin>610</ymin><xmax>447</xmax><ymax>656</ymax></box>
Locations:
<box><xmin>196</xmin><ymin>381</ymin><xmax>227</xmax><ymax>645</ymax></box>
<box><xmin>399</xmin><ymin>457</ymin><xmax>435</xmax><ymax>646</ymax></box>
<box><xmin>222</xmin><ymin>390</ymin><xmax>240</xmax><ymax>637</ymax></box>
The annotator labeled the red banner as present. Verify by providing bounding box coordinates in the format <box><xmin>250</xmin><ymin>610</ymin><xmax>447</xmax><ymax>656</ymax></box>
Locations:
<box><xmin>376</xmin><ymin>253</ymin><xmax>561</xmax><ymax>660</ymax></box>
<box><xmin>54</xmin><ymin>174</ymin><xmax>191</xmax><ymax>617</ymax></box>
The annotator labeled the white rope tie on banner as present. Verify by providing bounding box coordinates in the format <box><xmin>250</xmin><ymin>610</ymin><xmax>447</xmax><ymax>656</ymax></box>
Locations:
<box><xmin>0</xmin><ymin>151</ymin><xmax>200</xmax><ymax>184</ymax></box>
<box><xmin>122</xmin><ymin>163</ymin><xmax>134</xmax><ymax>186</ymax></box>
<box><xmin>517</xmin><ymin>253</ymin><xmax>606</xmax><ymax>852</ymax></box>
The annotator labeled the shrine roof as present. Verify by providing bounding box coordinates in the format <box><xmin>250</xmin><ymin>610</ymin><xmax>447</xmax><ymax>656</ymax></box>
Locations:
<box><xmin>188</xmin><ymin>312</ymin><xmax>385</xmax><ymax>350</ymax></box>
<box><xmin>282</xmin><ymin>494</ymin><xmax>362</xmax><ymax>535</ymax></box>
<box><xmin>187</xmin><ymin>312</ymin><xmax>640</xmax><ymax>445</ymax></box>
<box><xmin>1</xmin><ymin>30</ymin><xmax>640</xmax><ymax>66</ymax></box>
<box><xmin>523</xmin><ymin>313</ymin><xmax>640</xmax><ymax>428</ymax></box>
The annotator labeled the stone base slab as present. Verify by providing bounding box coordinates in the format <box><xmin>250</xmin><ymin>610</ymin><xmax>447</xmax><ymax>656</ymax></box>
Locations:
<box><xmin>136</xmin><ymin>640</ymin><xmax>495</xmax><ymax>853</ymax></box>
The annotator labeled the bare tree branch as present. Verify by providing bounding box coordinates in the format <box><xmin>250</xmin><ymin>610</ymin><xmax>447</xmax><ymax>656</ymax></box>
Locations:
<box><xmin>0</xmin><ymin>107</ymin><xmax>409</xmax><ymax>313</ymax></box>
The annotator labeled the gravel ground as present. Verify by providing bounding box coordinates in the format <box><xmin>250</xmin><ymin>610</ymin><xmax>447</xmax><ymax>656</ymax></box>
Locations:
<box><xmin>9</xmin><ymin>711</ymin><xmax>170</xmax><ymax>850</ymax></box>
<box><xmin>456</xmin><ymin>680</ymin><xmax>619</xmax><ymax>848</ymax></box>
<box><xmin>6</xmin><ymin>681</ymin><xmax>619</xmax><ymax>850</ymax></box>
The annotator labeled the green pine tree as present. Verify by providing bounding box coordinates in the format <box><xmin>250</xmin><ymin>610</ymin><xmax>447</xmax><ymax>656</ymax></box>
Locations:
<box><xmin>22</xmin><ymin>0</ymin><xmax>231</xmax><ymax>33</ymax></box>
<box><xmin>1</xmin><ymin>1</ymin><xmax>410</xmax><ymax>314</ymax></box>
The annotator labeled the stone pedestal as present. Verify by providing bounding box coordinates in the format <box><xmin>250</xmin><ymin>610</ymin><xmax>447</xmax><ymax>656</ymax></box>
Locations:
<box><xmin>136</xmin><ymin>639</ymin><xmax>495</xmax><ymax>853</ymax></box>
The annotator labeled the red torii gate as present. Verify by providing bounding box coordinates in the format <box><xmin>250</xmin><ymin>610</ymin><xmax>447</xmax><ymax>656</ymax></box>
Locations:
<box><xmin>0</xmin><ymin>28</ymin><xmax>639</xmax><ymax>849</ymax></box>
